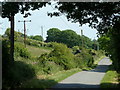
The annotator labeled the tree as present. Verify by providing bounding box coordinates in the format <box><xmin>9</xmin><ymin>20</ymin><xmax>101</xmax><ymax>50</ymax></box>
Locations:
<box><xmin>46</xmin><ymin>28</ymin><xmax>61</xmax><ymax>42</ymax></box>
<box><xmin>98</xmin><ymin>35</ymin><xmax>111</xmax><ymax>52</ymax></box>
<box><xmin>46</xmin><ymin>29</ymin><xmax>80</xmax><ymax>47</ymax></box>
<box><xmin>59</xmin><ymin>30</ymin><xmax>80</xmax><ymax>47</ymax></box>
<box><xmin>92</xmin><ymin>39</ymin><xmax>99</xmax><ymax>50</ymax></box>
<box><xmin>49</xmin><ymin>2</ymin><xmax>120</xmax><ymax>72</ymax></box>
<box><xmin>2</xmin><ymin>2</ymin><xmax>47</xmax><ymax>62</ymax></box>
<box><xmin>82</xmin><ymin>35</ymin><xmax>93</xmax><ymax>49</ymax></box>
<box><xmin>46</xmin><ymin>28</ymin><xmax>94</xmax><ymax>48</ymax></box>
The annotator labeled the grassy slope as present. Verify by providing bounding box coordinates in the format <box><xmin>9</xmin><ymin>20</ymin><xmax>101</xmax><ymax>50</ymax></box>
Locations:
<box><xmin>14</xmin><ymin>42</ymin><xmax>52</xmax><ymax>65</ymax></box>
<box><xmin>15</xmin><ymin>42</ymin><xmax>106</xmax><ymax>88</ymax></box>
<box><xmin>15</xmin><ymin>41</ymin><xmax>52</xmax><ymax>57</ymax></box>
<box><xmin>100</xmin><ymin>65</ymin><xmax>119</xmax><ymax>88</ymax></box>
<box><xmin>26</xmin><ymin>44</ymin><xmax>52</xmax><ymax>57</ymax></box>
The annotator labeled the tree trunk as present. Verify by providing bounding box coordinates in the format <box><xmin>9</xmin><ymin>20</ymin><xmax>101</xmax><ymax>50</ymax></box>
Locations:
<box><xmin>10</xmin><ymin>15</ymin><xmax>14</xmax><ymax>62</ymax></box>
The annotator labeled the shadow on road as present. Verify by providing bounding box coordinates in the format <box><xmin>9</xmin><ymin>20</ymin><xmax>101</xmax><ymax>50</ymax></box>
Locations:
<box><xmin>48</xmin><ymin>82</ymin><xmax>119</xmax><ymax>90</ymax></box>
<box><xmin>49</xmin><ymin>83</ymin><xmax>100</xmax><ymax>89</ymax></box>
<box><xmin>89</xmin><ymin>65</ymin><xmax>110</xmax><ymax>73</ymax></box>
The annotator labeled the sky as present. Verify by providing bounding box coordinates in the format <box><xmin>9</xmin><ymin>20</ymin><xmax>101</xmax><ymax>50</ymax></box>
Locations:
<box><xmin>0</xmin><ymin>2</ymin><xmax>98</xmax><ymax>40</ymax></box>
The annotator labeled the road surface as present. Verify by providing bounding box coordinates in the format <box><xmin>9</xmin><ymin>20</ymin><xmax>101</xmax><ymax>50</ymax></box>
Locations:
<box><xmin>52</xmin><ymin>57</ymin><xmax>112</xmax><ymax>89</ymax></box>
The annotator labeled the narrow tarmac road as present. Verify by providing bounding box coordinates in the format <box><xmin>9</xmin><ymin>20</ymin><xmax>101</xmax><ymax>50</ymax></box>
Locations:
<box><xmin>52</xmin><ymin>57</ymin><xmax>112</xmax><ymax>89</ymax></box>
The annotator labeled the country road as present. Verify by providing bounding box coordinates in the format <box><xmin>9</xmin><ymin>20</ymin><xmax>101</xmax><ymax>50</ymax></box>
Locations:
<box><xmin>52</xmin><ymin>57</ymin><xmax>112</xmax><ymax>89</ymax></box>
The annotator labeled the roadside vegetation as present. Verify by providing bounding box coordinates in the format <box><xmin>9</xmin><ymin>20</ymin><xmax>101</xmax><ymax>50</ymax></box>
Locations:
<box><xmin>100</xmin><ymin>65</ymin><xmax>120</xmax><ymax>88</ymax></box>
<box><xmin>2</xmin><ymin>28</ymin><xmax>104</xmax><ymax>89</ymax></box>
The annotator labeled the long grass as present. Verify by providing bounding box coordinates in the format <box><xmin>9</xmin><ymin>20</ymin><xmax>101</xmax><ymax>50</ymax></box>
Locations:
<box><xmin>26</xmin><ymin>44</ymin><xmax>51</xmax><ymax>57</ymax></box>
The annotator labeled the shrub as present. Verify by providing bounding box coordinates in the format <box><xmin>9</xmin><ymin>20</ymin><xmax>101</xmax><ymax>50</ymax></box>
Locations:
<box><xmin>48</xmin><ymin>42</ymin><xmax>75</xmax><ymax>70</ymax></box>
<box><xmin>74</xmin><ymin>55</ymin><xmax>86</xmax><ymax>69</ymax></box>
<box><xmin>43</xmin><ymin>61</ymin><xmax>63</xmax><ymax>74</ymax></box>
<box><xmin>14</xmin><ymin>42</ymin><xmax>31</xmax><ymax>58</ymax></box>
<box><xmin>38</xmin><ymin>42</ymin><xmax>75</xmax><ymax>72</ymax></box>
<box><xmin>3</xmin><ymin>61</ymin><xmax>36</xmax><ymax>88</ymax></box>
<box><xmin>80</xmin><ymin>49</ymin><xmax>94</xmax><ymax>67</ymax></box>
<box><xmin>74</xmin><ymin>47</ymin><xmax>94</xmax><ymax>69</ymax></box>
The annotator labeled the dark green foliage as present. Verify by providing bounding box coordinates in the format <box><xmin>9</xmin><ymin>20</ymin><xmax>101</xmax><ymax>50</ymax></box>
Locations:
<box><xmin>2</xmin><ymin>39</ymin><xmax>11</xmax><ymax>79</ymax></box>
<box><xmin>46</xmin><ymin>28</ymin><xmax>93</xmax><ymax>48</ymax></box>
<box><xmin>2</xmin><ymin>2</ymin><xmax>47</xmax><ymax>18</ymax></box>
<box><xmin>98</xmin><ymin>36</ymin><xmax>110</xmax><ymax>52</ymax></box>
<box><xmin>3</xmin><ymin>61</ymin><xmax>36</xmax><ymax>88</ymax></box>
<box><xmin>14</xmin><ymin>42</ymin><xmax>31</xmax><ymax>58</ymax></box>
<box><xmin>98</xmin><ymin>26</ymin><xmax>120</xmax><ymax>71</ymax></box>
<box><xmin>58</xmin><ymin>30</ymin><xmax>80</xmax><ymax>47</ymax></box>
<box><xmin>46</xmin><ymin>28</ymin><xmax>61</xmax><ymax>42</ymax></box>
<box><xmin>81</xmin><ymin>35</ymin><xmax>93</xmax><ymax>49</ymax></box>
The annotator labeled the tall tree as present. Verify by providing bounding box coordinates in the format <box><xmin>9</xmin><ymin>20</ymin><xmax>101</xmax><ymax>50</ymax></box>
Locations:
<box><xmin>46</xmin><ymin>28</ymin><xmax>61</xmax><ymax>42</ymax></box>
<box><xmin>59</xmin><ymin>30</ymin><xmax>80</xmax><ymax>47</ymax></box>
<box><xmin>2</xmin><ymin>2</ymin><xmax>47</xmax><ymax>62</ymax></box>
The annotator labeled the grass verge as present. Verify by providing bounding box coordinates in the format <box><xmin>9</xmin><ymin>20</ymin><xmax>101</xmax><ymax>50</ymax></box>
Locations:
<box><xmin>22</xmin><ymin>68</ymin><xmax>81</xmax><ymax>88</ymax></box>
<box><xmin>100</xmin><ymin>65</ymin><xmax>119</xmax><ymax>88</ymax></box>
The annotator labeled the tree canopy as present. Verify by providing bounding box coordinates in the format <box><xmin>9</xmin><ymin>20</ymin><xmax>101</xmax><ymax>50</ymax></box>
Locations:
<box><xmin>49</xmin><ymin>2</ymin><xmax>120</xmax><ymax>33</ymax></box>
<box><xmin>2</xmin><ymin>2</ymin><xmax>47</xmax><ymax>19</ymax></box>
<box><xmin>46</xmin><ymin>28</ymin><xmax>94</xmax><ymax>48</ymax></box>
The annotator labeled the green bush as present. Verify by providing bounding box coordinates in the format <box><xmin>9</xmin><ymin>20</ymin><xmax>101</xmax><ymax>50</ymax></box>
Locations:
<box><xmin>48</xmin><ymin>42</ymin><xmax>75</xmax><ymax>70</ymax></box>
<box><xmin>81</xmin><ymin>48</ymin><xmax>94</xmax><ymax>67</ymax></box>
<box><xmin>43</xmin><ymin>61</ymin><xmax>63</xmax><ymax>74</ymax></box>
<box><xmin>38</xmin><ymin>42</ymin><xmax>75</xmax><ymax>72</ymax></box>
<box><xmin>73</xmin><ymin>47</ymin><xmax>94</xmax><ymax>69</ymax></box>
<box><xmin>74</xmin><ymin>55</ymin><xmax>86</xmax><ymax>69</ymax></box>
<box><xmin>14</xmin><ymin>42</ymin><xmax>31</xmax><ymax>58</ymax></box>
<box><xmin>3</xmin><ymin>61</ymin><xmax>36</xmax><ymax>88</ymax></box>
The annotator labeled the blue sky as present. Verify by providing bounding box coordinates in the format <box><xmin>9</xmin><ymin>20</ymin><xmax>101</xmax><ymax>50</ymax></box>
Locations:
<box><xmin>0</xmin><ymin>3</ymin><xmax>98</xmax><ymax>40</ymax></box>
